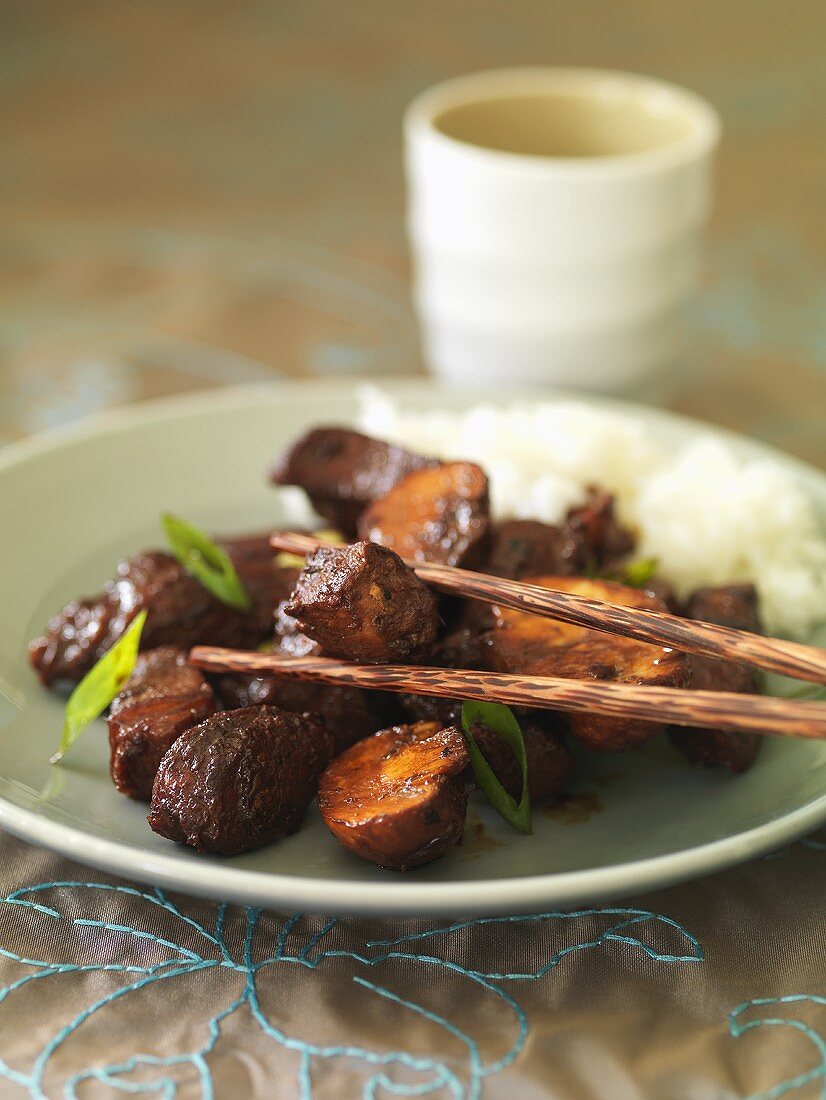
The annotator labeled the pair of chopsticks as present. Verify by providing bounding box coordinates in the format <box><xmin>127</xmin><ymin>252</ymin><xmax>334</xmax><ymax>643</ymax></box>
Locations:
<box><xmin>189</xmin><ymin>532</ymin><xmax>826</xmax><ymax>742</ymax></box>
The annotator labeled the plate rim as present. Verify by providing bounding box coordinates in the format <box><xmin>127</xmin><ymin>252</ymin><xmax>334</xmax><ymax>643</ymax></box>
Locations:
<box><xmin>0</xmin><ymin>784</ymin><xmax>821</xmax><ymax>914</ymax></box>
<box><xmin>2</xmin><ymin>378</ymin><xmax>825</xmax><ymax>914</ymax></box>
<box><xmin>2</xmin><ymin>376</ymin><xmax>824</xmax><ymax>487</ymax></box>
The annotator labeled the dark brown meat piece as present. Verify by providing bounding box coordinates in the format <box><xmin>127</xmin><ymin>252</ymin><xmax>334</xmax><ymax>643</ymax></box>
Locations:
<box><xmin>214</xmin><ymin>674</ymin><xmax>391</xmax><ymax>754</ymax></box>
<box><xmin>481</xmin><ymin>576</ymin><xmax>690</xmax><ymax>751</ymax></box>
<box><xmin>638</xmin><ymin>578</ymin><xmax>680</xmax><ymax>613</ymax></box>
<box><xmin>457</xmin><ymin>518</ymin><xmax>590</xmax><ymax>633</ymax></box>
<box><xmin>670</xmin><ymin>584</ymin><xmax>762</xmax><ymax>773</ymax></box>
<box><xmin>148</xmin><ymin>705</ymin><xmax>333</xmax><ymax>855</ymax></box>
<box><xmin>29</xmin><ymin>535</ymin><xmax>296</xmax><ymax>689</ymax></box>
<box><xmin>29</xmin><ymin>595</ymin><xmax>119</xmax><ymax>690</ymax></box>
<box><xmin>358</xmin><ymin>461</ymin><xmax>490</xmax><ymax>568</ymax></box>
<box><xmin>270</xmin><ymin>427</ymin><xmax>434</xmax><ymax>535</ymax></box>
<box><xmin>471</xmin><ymin>716</ymin><xmax>576</xmax><ymax>801</ymax></box>
<box><xmin>108</xmin><ymin>647</ymin><xmax>217</xmax><ymax>801</ymax></box>
<box><xmin>283</xmin><ymin>541</ymin><xmax>440</xmax><ymax>663</ymax></box>
<box><xmin>566</xmin><ymin>489</ymin><xmax>635</xmax><ymax>567</ymax></box>
<box><xmin>317</xmin><ymin>721</ymin><xmax>470</xmax><ymax>870</ymax></box>
<box><xmin>684</xmin><ymin>584</ymin><xmax>761</xmax><ymax>631</ymax></box>
<box><xmin>669</xmin><ymin>659</ymin><xmax>760</xmax><ymax>773</ymax></box>
<box><xmin>483</xmin><ymin>520</ymin><xmax>589</xmax><ymax>580</ymax></box>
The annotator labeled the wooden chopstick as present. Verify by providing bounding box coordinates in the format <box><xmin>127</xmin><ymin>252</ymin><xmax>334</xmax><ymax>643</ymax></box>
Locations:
<box><xmin>190</xmin><ymin>647</ymin><xmax>826</xmax><ymax>741</ymax></box>
<box><xmin>270</xmin><ymin>532</ymin><xmax>826</xmax><ymax>686</ymax></box>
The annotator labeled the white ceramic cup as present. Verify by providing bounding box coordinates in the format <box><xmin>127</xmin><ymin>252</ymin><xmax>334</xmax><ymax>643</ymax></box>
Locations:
<box><xmin>404</xmin><ymin>68</ymin><xmax>720</xmax><ymax>391</ymax></box>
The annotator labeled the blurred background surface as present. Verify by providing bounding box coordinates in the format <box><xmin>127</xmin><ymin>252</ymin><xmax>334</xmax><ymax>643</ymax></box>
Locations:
<box><xmin>1</xmin><ymin>0</ymin><xmax>824</xmax><ymax>463</ymax></box>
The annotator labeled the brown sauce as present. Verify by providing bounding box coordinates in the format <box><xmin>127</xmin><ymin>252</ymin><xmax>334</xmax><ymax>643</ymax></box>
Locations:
<box><xmin>543</xmin><ymin>790</ymin><xmax>605</xmax><ymax>825</ymax></box>
<box><xmin>459</xmin><ymin>816</ymin><xmax>506</xmax><ymax>856</ymax></box>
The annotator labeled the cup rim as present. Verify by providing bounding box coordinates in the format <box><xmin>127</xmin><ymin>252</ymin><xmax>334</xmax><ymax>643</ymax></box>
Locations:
<box><xmin>404</xmin><ymin>67</ymin><xmax>721</xmax><ymax>174</ymax></box>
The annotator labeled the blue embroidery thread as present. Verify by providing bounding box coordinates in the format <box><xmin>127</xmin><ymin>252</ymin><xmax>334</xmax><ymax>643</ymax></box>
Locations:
<box><xmin>729</xmin><ymin>994</ymin><xmax>826</xmax><ymax>1100</ymax></box>
<box><xmin>0</xmin><ymin>884</ymin><xmax>704</xmax><ymax>1098</ymax></box>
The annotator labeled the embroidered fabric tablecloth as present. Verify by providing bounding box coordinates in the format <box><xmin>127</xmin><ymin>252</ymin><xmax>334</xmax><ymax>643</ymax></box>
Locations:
<box><xmin>1</xmin><ymin>3</ymin><xmax>825</xmax><ymax>1096</ymax></box>
<box><xmin>0</xmin><ymin>832</ymin><xmax>823</xmax><ymax>1098</ymax></box>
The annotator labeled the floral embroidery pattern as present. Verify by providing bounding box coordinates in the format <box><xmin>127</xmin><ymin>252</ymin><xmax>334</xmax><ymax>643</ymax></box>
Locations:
<box><xmin>0</xmin><ymin>884</ymin><xmax>703</xmax><ymax>1098</ymax></box>
<box><xmin>730</xmin><ymin>995</ymin><xmax>826</xmax><ymax>1100</ymax></box>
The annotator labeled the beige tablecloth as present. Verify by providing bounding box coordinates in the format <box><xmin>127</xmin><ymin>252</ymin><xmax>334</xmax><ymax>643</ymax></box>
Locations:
<box><xmin>0</xmin><ymin>3</ymin><xmax>824</xmax><ymax>1096</ymax></box>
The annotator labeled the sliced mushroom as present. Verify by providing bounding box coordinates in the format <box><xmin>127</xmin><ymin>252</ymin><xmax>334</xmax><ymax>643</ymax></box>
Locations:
<box><xmin>481</xmin><ymin>576</ymin><xmax>690</xmax><ymax>751</ymax></box>
<box><xmin>317</xmin><ymin>721</ymin><xmax>470</xmax><ymax>870</ymax></box>
<box><xmin>358</xmin><ymin>461</ymin><xmax>490</xmax><ymax>568</ymax></box>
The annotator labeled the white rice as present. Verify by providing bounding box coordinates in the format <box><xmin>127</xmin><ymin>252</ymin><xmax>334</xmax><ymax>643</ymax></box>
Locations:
<box><xmin>356</xmin><ymin>388</ymin><xmax>826</xmax><ymax>639</ymax></box>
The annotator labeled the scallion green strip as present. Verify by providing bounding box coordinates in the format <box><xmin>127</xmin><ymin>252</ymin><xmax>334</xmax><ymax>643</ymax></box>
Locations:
<box><xmin>600</xmin><ymin>556</ymin><xmax>660</xmax><ymax>588</ymax></box>
<box><xmin>162</xmin><ymin>513</ymin><xmax>251</xmax><ymax>611</ymax></box>
<box><xmin>461</xmin><ymin>700</ymin><xmax>532</xmax><ymax>835</ymax></box>
<box><xmin>52</xmin><ymin>610</ymin><xmax>148</xmax><ymax>765</ymax></box>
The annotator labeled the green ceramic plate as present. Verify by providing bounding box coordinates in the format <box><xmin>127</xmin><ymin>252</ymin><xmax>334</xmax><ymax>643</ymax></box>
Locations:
<box><xmin>1</xmin><ymin>380</ymin><xmax>824</xmax><ymax>914</ymax></box>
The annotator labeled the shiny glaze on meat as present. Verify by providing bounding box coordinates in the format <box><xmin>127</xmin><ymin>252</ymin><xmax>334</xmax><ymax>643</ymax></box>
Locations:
<box><xmin>273</xmin><ymin>599</ymin><xmax>322</xmax><ymax>657</ymax></box>
<box><xmin>214</xmin><ymin>673</ymin><xmax>394</xmax><ymax>754</ymax></box>
<box><xmin>271</xmin><ymin>427</ymin><xmax>434</xmax><ymax>535</ymax></box>
<box><xmin>108</xmin><ymin>646</ymin><xmax>217</xmax><ymax>801</ymax></box>
<box><xmin>29</xmin><ymin>535</ymin><xmax>296</xmax><ymax>688</ymax></box>
<box><xmin>148</xmin><ymin>705</ymin><xmax>333</xmax><ymax>855</ymax></box>
<box><xmin>284</xmin><ymin>541</ymin><xmax>440</xmax><ymax>663</ymax></box>
<box><xmin>484</xmin><ymin>519</ymin><xmax>589</xmax><ymax>580</ymax></box>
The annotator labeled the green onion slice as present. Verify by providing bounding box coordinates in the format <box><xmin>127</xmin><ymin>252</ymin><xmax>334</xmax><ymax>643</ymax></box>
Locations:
<box><xmin>601</xmin><ymin>556</ymin><xmax>660</xmax><ymax>588</ymax></box>
<box><xmin>52</xmin><ymin>610</ymin><xmax>148</xmax><ymax>765</ymax></box>
<box><xmin>461</xmin><ymin>700</ymin><xmax>532</xmax><ymax>835</ymax></box>
<box><xmin>162</xmin><ymin>513</ymin><xmax>251</xmax><ymax>611</ymax></box>
<box><xmin>620</xmin><ymin>557</ymin><xmax>659</xmax><ymax>587</ymax></box>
